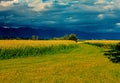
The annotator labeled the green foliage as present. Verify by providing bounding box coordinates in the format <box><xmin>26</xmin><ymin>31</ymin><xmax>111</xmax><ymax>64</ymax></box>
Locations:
<box><xmin>85</xmin><ymin>42</ymin><xmax>114</xmax><ymax>49</ymax></box>
<box><xmin>51</xmin><ymin>37</ymin><xmax>63</xmax><ymax>40</ymax></box>
<box><xmin>31</xmin><ymin>35</ymin><xmax>38</xmax><ymax>40</ymax></box>
<box><xmin>63</xmin><ymin>34</ymin><xmax>77</xmax><ymax>42</ymax></box>
<box><xmin>52</xmin><ymin>34</ymin><xmax>78</xmax><ymax>42</ymax></box>
<box><xmin>114</xmin><ymin>42</ymin><xmax>120</xmax><ymax>51</ymax></box>
<box><xmin>63</xmin><ymin>34</ymin><xmax>69</xmax><ymax>40</ymax></box>
<box><xmin>68</xmin><ymin>34</ymin><xmax>77</xmax><ymax>42</ymax></box>
<box><xmin>0</xmin><ymin>44</ymin><xmax>78</xmax><ymax>60</ymax></box>
<box><xmin>104</xmin><ymin>42</ymin><xmax>120</xmax><ymax>63</ymax></box>
<box><xmin>86</xmin><ymin>42</ymin><xmax>120</xmax><ymax>63</ymax></box>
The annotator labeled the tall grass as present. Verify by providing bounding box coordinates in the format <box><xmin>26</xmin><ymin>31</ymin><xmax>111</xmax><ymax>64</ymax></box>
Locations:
<box><xmin>84</xmin><ymin>40</ymin><xmax>119</xmax><ymax>49</ymax></box>
<box><xmin>0</xmin><ymin>42</ymin><xmax>78</xmax><ymax>60</ymax></box>
<box><xmin>0</xmin><ymin>40</ymin><xmax>76</xmax><ymax>48</ymax></box>
<box><xmin>85</xmin><ymin>40</ymin><xmax>120</xmax><ymax>44</ymax></box>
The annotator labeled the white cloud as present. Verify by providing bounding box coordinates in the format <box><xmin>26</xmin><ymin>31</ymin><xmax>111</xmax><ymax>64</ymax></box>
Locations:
<box><xmin>41</xmin><ymin>20</ymin><xmax>56</xmax><ymax>24</ymax></box>
<box><xmin>115</xmin><ymin>23</ymin><xmax>120</xmax><ymax>29</ymax></box>
<box><xmin>103</xmin><ymin>5</ymin><xmax>113</xmax><ymax>10</ymax></box>
<box><xmin>3</xmin><ymin>26</ymin><xmax>9</xmax><ymax>28</ymax></box>
<box><xmin>97</xmin><ymin>14</ymin><xmax>104</xmax><ymax>19</ymax></box>
<box><xmin>94</xmin><ymin>0</ymin><xmax>106</xmax><ymax>4</ymax></box>
<box><xmin>27</xmin><ymin>0</ymin><xmax>53</xmax><ymax>12</ymax></box>
<box><xmin>94</xmin><ymin>0</ymin><xmax>113</xmax><ymax>5</ymax></box>
<box><xmin>0</xmin><ymin>0</ymin><xmax>19</xmax><ymax>7</ymax></box>
<box><xmin>94</xmin><ymin>0</ymin><xmax>114</xmax><ymax>11</ymax></box>
<box><xmin>97</xmin><ymin>13</ymin><xmax>117</xmax><ymax>20</ymax></box>
<box><xmin>94</xmin><ymin>0</ymin><xmax>120</xmax><ymax>11</ymax></box>
<box><xmin>113</xmin><ymin>0</ymin><xmax>120</xmax><ymax>9</ymax></box>
<box><xmin>116</xmin><ymin>23</ymin><xmax>120</xmax><ymax>26</ymax></box>
<box><xmin>65</xmin><ymin>17</ymin><xmax>79</xmax><ymax>22</ymax></box>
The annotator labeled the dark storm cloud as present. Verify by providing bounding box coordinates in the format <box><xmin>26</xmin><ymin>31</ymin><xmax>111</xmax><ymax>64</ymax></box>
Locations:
<box><xmin>0</xmin><ymin>0</ymin><xmax>120</xmax><ymax>32</ymax></box>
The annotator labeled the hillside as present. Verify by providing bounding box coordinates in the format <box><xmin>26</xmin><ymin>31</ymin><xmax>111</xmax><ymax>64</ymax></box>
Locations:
<box><xmin>1</xmin><ymin>26</ymin><xmax>120</xmax><ymax>39</ymax></box>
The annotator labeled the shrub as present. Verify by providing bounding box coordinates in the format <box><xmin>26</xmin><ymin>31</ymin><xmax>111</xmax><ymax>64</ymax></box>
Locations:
<box><xmin>68</xmin><ymin>34</ymin><xmax>77</xmax><ymax>42</ymax></box>
<box><xmin>104</xmin><ymin>42</ymin><xmax>120</xmax><ymax>63</ymax></box>
<box><xmin>63</xmin><ymin>34</ymin><xmax>77</xmax><ymax>42</ymax></box>
<box><xmin>31</xmin><ymin>35</ymin><xmax>38</xmax><ymax>40</ymax></box>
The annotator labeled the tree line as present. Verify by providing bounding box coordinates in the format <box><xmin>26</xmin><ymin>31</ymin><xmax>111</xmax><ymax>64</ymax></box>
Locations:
<box><xmin>0</xmin><ymin>33</ymin><xmax>78</xmax><ymax>42</ymax></box>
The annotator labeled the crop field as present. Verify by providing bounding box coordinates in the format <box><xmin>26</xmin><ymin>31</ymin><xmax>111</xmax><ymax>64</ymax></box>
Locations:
<box><xmin>0</xmin><ymin>40</ymin><xmax>76</xmax><ymax>48</ymax></box>
<box><xmin>0</xmin><ymin>40</ymin><xmax>77</xmax><ymax>59</ymax></box>
<box><xmin>0</xmin><ymin>40</ymin><xmax>120</xmax><ymax>83</ymax></box>
<box><xmin>84</xmin><ymin>40</ymin><xmax>120</xmax><ymax>45</ymax></box>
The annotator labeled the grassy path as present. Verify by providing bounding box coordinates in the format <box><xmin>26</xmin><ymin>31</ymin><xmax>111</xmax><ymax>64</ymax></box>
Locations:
<box><xmin>0</xmin><ymin>44</ymin><xmax>120</xmax><ymax>83</ymax></box>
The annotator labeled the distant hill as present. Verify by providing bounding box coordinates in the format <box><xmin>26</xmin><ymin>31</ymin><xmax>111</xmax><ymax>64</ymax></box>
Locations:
<box><xmin>0</xmin><ymin>26</ymin><xmax>120</xmax><ymax>40</ymax></box>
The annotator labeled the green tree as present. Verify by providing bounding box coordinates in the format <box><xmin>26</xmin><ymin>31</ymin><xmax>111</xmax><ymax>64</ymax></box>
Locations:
<box><xmin>68</xmin><ymin>34</ymin><xmax>77</xmax><ymax>42</ymax></box>
<box><xmin>31</xmin><ymin>35</ymin><xmax>38</xmax><ymax>40</ymax></box>
<box><xmin>63</xmin><ymin>34</ymin><xmax>69</xmax><ymax>40</ymax></box>
<box><xmin>63</xmin><ymin>34</ymin><xmax>77</xmax><ymax>42</ymax></box>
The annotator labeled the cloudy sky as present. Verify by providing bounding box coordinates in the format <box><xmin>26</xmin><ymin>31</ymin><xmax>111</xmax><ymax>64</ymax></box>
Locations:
<box><xmin>0</xmin><ymin>0</ymin><xmax>120</xmax><ymax>32</ymax></box>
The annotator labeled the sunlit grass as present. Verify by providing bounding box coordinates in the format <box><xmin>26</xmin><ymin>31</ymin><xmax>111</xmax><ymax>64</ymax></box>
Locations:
<box><xmin>0</xmin><ymin>41</ymin><xmax>120</xmax><ymax>83</ymax></box>
<box><xmin>0</xmin><ymin>40</ymin><xmax>76</xmax><ymax>48</ymax></box>
<box><xmin>85</xmin><ymin>40</ymin><xmax>120</xmax><ymax>44</ymax></box>
<box><xmin>84</xmin><ymin>40</ymin><xmax>120</xmax><ymax>49</ymax></box>
<box><xmin>0</xmin><ymin>40</ymin><xmax>77</xmax><ymax>59</ymax></box>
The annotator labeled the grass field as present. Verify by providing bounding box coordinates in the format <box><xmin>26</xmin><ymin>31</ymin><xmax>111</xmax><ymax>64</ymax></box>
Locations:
<box><xmin>0</xmin><ymin>40</ymin><xmax>120</xmax><ymax>83</ymax></box>
<box><xmin>84</xmin><ymin>40</ymin><xmax>120</xmax><ymax>44</ymax></box>
<box><xmin>0</xmin><ymin>40</ymin><xmax>77</xmax><ymax>59</ymax></box>
<box><xmin>0</xmin><ymin>40</ymin><xmax>76</xmax><ymax>48</ymax></box>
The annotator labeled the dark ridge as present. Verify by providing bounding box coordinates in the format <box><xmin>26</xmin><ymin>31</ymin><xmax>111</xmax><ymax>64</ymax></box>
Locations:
<box><xmin>0</xmin><ymin>26</ymin><xmax>120</xmax><ymax>40</ymax></box>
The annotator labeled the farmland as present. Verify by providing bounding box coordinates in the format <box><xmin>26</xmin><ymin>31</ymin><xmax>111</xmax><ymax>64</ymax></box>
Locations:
<box><xmin>85</xmin><ymin>40</ymin><xmax>120</xmax><ymax>45</ymax></box>
<box><xmin>0</xmin><ymin>40</ymin><xmax>76</xmax><ymax>48</ymax></box>
<box><xmin>0</xmin><ymin>40</ymin><xmax>120</xmax><ymax>83</ymax></box>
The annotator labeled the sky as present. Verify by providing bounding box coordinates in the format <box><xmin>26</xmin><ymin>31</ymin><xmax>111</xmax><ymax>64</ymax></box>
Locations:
<box><xmin>0</xmin><ymin>0</ymin><xmax>120</xmax><ymax>32</ymax></box>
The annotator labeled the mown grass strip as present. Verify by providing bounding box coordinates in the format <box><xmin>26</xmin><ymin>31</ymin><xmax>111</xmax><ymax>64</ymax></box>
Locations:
<box><xmin>84</xmin><ymin>42</ymin><xmax>120</xmax><ymax>63</ymax></box>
